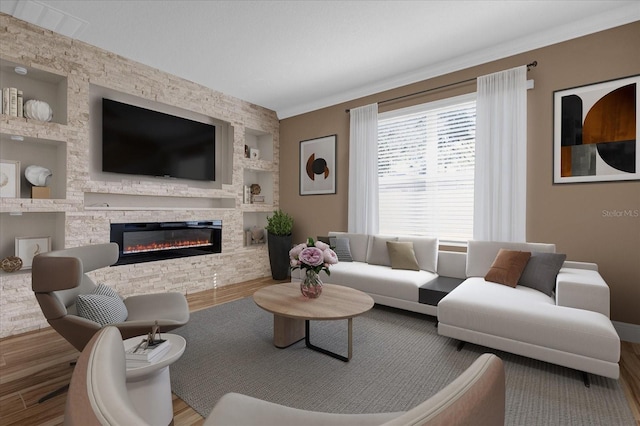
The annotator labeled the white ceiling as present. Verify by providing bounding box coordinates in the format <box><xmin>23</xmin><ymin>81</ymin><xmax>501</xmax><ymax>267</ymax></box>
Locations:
<box><xmin>2</xmin><ymin>1</ymin><xmax>639</xmax><ymax>119</ymax></box>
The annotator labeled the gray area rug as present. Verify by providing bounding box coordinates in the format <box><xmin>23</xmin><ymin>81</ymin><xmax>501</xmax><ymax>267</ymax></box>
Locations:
<box><xmin>170</xmin><ymin>297</ymin><xmax>634</xmax><ymax>425</ymax></box>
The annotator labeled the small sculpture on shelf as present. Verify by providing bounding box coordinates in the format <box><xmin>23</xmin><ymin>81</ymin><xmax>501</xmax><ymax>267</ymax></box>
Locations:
<box><xmin>25</xmin><ymin>165</ymin><xmax>52</xmax><ymax>199</ymax></box>
<box><xmin>251</xmin><ymin>226</ymin><xmax>265</xmax><ymax>244</ymax></box>
<box><xmin>250</xmin><ymin>183</ymin><xmax>264</xmax><ymax>203</ymax></box>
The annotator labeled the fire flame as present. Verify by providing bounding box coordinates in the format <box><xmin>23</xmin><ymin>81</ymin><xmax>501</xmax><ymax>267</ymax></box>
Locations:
<box><xmin>124</xmin><ymin>239</ymin><xmax>211</xmax><ymax>254</ymax></box>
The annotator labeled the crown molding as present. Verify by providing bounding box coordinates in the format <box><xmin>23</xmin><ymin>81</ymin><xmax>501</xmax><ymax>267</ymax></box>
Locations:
<box><xmin>277</xmin><ymin>4</ymin><xmax>640</xmax><ymax>119</ymax></box>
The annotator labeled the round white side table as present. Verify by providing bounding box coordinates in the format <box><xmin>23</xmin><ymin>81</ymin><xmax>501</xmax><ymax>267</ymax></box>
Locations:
<box><xmin>124</xmin><ymin>333</ymin><xmax>186</xmax><ymax>426</ymax></box>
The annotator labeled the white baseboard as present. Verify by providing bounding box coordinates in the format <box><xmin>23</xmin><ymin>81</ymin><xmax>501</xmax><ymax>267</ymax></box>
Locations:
<box><xmin>613</xmin><ymin>321</ymin><xmax>640</xmax><ymax>343</ymax></box>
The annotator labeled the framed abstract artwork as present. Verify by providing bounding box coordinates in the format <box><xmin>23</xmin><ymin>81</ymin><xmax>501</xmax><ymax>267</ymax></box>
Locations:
<box><xmin>0</xmin><ymin>159</ymin><xmax>20</xmax><ymax>198</ymax></box>
<box><xmin>300</xmin><ymin>135</ymin><xmax>336</xmax><ymax>195</ymax></box>
<box><xmin>15</xmin><ymin>236</ymin><xmax>51</xmax><ymax>269</ymax></box>
<box><xmin>553</xmin><ymin>75</ymin><xmax>639</xmax><ymax>183</ymax></box>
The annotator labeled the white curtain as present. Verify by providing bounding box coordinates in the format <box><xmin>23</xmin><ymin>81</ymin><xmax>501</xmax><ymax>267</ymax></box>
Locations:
<box><xmin>473</xmin><ymin>66</ymin><xmax>527</xmax><ymax>242</ymax></box>
<box><xmin>348</xmin><ymin>103</ymin><xmax>379</xmax><ymax>234</ymax></box>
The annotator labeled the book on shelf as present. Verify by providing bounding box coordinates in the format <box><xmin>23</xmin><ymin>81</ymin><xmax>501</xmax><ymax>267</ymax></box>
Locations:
<box><xmin>125</xmin><ymin>338</ymin><xmax>171</xmax><ymax>363</ymax></box>
<box><xmin>9</xmin><ymin>88</ymin><xmax>17</xmax><ymax>117</ymax></box>
<box><xmin>2</xmin><ymin>88</ymin><xmax>10</xmax><ymax>115</ymax></box>
<box><xmin>1</xmin><ymin>88</ymin><xmax>22</xmax><ymax>117</ymax></box>
<box><xmin>251</xmin><ymin>195</ymin><xmax>265</xmax><ymax>203</ymax></box>
<box><xmin>243</xmin><ymin>185</ymin><xmax>251</xmax><ymax>204</ymax></box>
<box><xmin>17</xmin><ymin>90</ymin><xmax>23</xmax><ymax>118</ymax></box>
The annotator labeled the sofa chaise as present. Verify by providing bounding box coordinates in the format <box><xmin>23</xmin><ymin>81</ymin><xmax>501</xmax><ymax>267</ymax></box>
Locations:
<box><xmin>437</xmin><ymin>240</ymin><xmax>620</xmax><ymax>382</ymax></box>
<box><xmin>291</xmin><ymin>232</ymin><xmax>620</xmax><ymax>380</ymax></box>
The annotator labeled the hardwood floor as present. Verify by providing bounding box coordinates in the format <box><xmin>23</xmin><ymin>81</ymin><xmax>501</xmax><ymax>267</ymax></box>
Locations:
<box><xmin>1</xmin><ymin>276</ymin><xmax>638</xmax><ymax>425</ymax></box>
<box><xmin>621</xmin><ymin>340</ymin><xmax>640</xmax><ymax>424</ymax></box>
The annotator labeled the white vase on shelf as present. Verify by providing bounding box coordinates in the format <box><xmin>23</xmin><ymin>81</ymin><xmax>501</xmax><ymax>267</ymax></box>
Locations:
<box><xmin>24</xmin><ymin>100</ymin><xmax>53</xmax><ymax>122</ymax></box>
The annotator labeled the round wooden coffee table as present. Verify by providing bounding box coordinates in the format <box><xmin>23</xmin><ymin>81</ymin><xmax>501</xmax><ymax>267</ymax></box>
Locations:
<box><xmin>253</xmin><ymin>282</ymin><xmax>374</xmax><ymax>361</ymax></box>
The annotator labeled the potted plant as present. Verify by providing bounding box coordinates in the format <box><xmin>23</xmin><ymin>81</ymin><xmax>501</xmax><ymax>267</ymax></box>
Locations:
<box><xmin>265</xmin><ymin>209</ymin><xmax>294</xmax><ymax>280</ymax></box>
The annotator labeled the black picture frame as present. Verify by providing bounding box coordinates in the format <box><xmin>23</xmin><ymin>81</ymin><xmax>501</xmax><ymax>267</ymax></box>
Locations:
<box><xmin>553</xmin><ymin>75</ymin><xmax>639</xmax><ymax>183</ymax></box>
<box><xmin>299</xmin><ymin>135</ymin><xmax>337</xmax><ymax>195</ymax></box>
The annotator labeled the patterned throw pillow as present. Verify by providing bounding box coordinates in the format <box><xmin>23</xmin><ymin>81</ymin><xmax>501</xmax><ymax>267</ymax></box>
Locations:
<box><xmin>76</xmin><ymin>284</ymin><xmax>128</xmax><ymax>326</ymax></box>
<box><xmin>329</xmin><ymin>237</ymin><xmax>353</xmax><ymax>262</ymax></box>
<box><xmin>93</xmin><ymin>283</ymin><xmax>122</xmax><ymax>299</ymax></box>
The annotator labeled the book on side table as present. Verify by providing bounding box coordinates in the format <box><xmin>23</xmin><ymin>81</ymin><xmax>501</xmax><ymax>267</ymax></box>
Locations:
<box><xmin>125</xmin><ymin>338</ymin><xmax>171</xmax><ymax>367</ymax></box>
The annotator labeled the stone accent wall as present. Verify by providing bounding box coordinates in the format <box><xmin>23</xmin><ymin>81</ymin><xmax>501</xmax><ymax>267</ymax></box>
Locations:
<box><xmin>0</xmin><ymin>14</ymin><xmax>279</xmax><ymax>337</ymax></box>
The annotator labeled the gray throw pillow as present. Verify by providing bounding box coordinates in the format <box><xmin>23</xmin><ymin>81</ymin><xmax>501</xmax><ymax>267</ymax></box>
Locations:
<box><xmin>518</xmin><ymin>252</ymin><xmax>567</xmax><ymax>296</ymax></box>
<box><xmin>330</xmin><ymin>237</ymin><xmax>353</xmax><ymax>262</ymax></box>
<box><xmin>76</xmin><ymin>284</ymin><xmax>128</xmax><ymax>326</ymax></box>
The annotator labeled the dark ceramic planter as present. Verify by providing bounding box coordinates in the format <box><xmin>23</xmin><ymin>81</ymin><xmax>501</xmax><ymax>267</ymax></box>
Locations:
<box><xmin>267</xmin><ymin>233</ymin><xmax>292</xmax><ymax>280</ymax></box>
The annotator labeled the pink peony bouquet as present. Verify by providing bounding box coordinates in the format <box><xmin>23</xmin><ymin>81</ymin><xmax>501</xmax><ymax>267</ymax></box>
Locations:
<box><xmin>289</xmin><ymin>237</ymin><xmax>338</xmax><ymax>275</ymax></box>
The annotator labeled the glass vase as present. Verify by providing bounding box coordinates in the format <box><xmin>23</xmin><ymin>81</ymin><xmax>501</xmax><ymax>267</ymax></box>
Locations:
<box><xmin>301</xmin><ymin>269</ymin><xmax>323</xmax><ymax>298</ymax></box>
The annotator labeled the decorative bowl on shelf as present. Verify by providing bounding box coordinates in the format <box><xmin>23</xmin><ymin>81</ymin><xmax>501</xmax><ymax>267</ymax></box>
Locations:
<box><xmin>1</xmin><ymin>256</ymin><xmax>23</xmax><ymax>272</ymax></box>
<box><xmin>24</xmin><ymin>100</ymin><xmax>53</xmax><ymax>122</ymax></box>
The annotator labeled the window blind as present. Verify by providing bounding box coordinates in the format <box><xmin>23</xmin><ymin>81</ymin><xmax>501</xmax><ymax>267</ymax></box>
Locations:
<box><xmin>378</xmin><ymin>94</ymin><xmax>476</xmax><ymax>243</ymax></box>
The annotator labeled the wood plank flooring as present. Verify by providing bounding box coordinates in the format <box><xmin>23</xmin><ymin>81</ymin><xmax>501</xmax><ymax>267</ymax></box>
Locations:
<box><xmin>1</xmin><ymin>276</ymin><xmax>638</xmax><ymax>425</ymax></box>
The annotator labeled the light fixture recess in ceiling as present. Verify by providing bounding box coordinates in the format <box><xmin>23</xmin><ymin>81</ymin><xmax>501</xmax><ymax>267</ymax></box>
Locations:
<box><xmin>6</xmin><ymin>0</ymin><xmax>88</xmax><ymax>38</ymax></box>
<box><xmin>14</xmin><ymin>66</ymin><xmax>28</xmax><ymax>75</ymax></box>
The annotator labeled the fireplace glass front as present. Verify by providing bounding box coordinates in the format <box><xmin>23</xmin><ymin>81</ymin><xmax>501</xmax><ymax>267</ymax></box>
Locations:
<box><xmin>110</xmin><ymin>220</ymin><xmax>222</xmax><ymax>265</ymax></box>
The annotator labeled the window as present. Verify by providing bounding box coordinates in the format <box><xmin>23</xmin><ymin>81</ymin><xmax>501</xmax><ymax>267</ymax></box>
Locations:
<box><xmin>377</xmin><ymin>93</ymin><xmax>476</xmax><ymax>243</ymax></box>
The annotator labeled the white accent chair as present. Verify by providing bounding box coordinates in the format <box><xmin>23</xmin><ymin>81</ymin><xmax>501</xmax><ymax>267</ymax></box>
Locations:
<box><xmin>32</xmin><ymin>242</ymin><xmax>190</xmax><ymax>352</ymax></box>
<box><xmin>65</xmin><ymin>326</ymin><xmax>506</xmax><ymax>426</ymax></box>
<box><xmin>32</xmin><ymin>242</ymin><xmax>190</xmax><ymax>403</ymax></box>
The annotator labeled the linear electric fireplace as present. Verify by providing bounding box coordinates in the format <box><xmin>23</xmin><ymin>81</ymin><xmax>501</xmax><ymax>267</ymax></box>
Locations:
<box><xmin>110</xmin><ymin>220</ymin><xmax>222</xmax><ymax>265</ymax></box>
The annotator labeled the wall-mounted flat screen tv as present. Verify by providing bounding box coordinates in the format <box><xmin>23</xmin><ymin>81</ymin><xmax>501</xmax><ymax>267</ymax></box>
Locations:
<box><xmin>102</xmin><ymin>98</ymin><xmax>215</xmax><ymax>181</ymax></box>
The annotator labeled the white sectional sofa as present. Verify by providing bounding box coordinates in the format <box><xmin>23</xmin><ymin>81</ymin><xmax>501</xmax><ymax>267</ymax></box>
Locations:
<box><xmin>437</xmin><ymin>240</ymin><xmax>620</xmax><ymax>381</ymax></box>
<box><xmin>304</xmin><ymin>231</ymin><xmax>453</xmax><ymax>317</ymax></box>
<box><xmin>292</xmin><ymin>232</ymin><xmax>620</xmax><ymax>380</ymax></box>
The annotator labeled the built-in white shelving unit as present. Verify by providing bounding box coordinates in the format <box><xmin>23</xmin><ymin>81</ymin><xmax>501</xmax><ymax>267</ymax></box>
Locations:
<box><xmin>0</xmin><ymin>59</ymin><xmax>69</xmax><ymax>264</ymax></box>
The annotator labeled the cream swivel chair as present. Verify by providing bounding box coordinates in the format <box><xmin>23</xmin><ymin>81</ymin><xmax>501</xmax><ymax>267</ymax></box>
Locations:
<box><xmin>65</xmin><ymin>326</ymin><xmax>505</xmax><ymax>426</ymax></box>
<box><xmin>32</xmin><ymin>242</ymin><xmax>190</xmax><ymax>401</ymax></box>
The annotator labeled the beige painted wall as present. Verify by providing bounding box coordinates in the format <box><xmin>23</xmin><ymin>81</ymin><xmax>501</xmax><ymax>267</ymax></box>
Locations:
<box><xmin>280</xmin><ymin>22</ymin><xmax>640</xmax><ymax>325</ymax></box>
